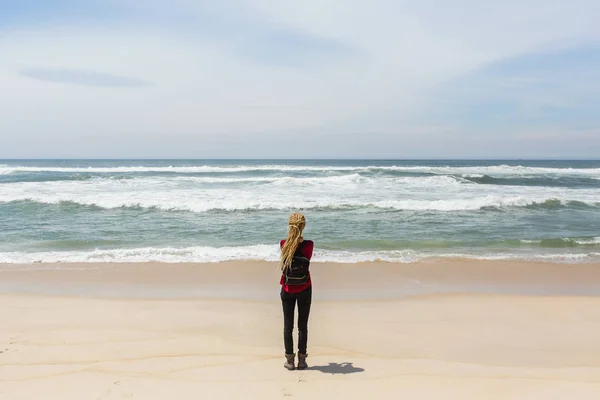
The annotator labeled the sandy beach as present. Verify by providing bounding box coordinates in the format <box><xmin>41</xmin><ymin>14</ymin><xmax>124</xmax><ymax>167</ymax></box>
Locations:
<box><xmin>2</xmin><ymin>260</ymin><xmax>600</xmax><ymax>399</ymax></box>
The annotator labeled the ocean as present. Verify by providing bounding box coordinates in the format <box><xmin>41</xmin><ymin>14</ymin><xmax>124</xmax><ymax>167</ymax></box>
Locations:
<box><xmin>1</xmin><ymin>159</ymin><xmax>599</xmax><ymax>264</ymax></box>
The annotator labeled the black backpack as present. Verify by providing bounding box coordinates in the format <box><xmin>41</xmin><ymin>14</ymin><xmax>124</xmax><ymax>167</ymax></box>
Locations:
<box><xmin>283</xmin><ymin>243</ymin><xmax>310</xmax><ymax>285</ymax></box>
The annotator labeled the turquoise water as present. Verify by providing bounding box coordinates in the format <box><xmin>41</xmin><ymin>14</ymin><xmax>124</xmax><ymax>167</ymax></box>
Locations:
<box><xmin>1</xmin><ymin>159</ymin><xmax>599</xmax><ymax>263</ymax></box>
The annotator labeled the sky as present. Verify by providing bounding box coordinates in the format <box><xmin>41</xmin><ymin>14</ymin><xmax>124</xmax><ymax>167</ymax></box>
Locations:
<box><xmin>1</xmin><ymin>0</ymin><xmax>599</xmax><ymax>159</ymax></box>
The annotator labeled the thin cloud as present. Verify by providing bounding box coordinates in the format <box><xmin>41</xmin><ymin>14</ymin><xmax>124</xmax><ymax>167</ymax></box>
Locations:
<box><xmin>19</xmin><ymin>67</ymin><xmax>154</xmax><ymax>88</ymax></box>
<box><xmin>1</xmin><ymin>1</ymin><xmax>599</xmax><ymax>158</ymax></box>
<box><xmin>236</xmin><ymin>29</ymin><xmax>356</xmax><ymax>67</ymax></box>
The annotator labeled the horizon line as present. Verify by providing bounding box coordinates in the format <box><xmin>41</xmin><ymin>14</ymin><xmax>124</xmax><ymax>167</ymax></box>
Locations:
<box><xmin>1</xmin><ymin>157</ymin><xmax>600</xmax><ymax>161</ymax></box>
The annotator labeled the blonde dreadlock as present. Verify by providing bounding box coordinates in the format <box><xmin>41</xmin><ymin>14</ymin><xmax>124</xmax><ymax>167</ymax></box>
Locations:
<box><xmin>280</xmin><ymin>212</ymin><xmax>306</xmax><ymax>273</ymax></box>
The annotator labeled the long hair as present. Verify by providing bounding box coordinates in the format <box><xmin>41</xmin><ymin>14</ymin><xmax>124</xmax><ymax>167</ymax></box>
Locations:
<box><xmin>280</xmin><ymin>212</ymin><xmax>306</xmax><ymax>273</ymax></box>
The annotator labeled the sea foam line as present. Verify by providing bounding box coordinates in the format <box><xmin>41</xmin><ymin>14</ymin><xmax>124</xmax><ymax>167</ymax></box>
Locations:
<box><xmin>0</xmin><ymin>173</ymin><xmax>468</xmax><ymax>187</ymax></box>
<box><xmin>2</xmin><ymin>164</ymin><xmax>600</xmax><ymax>176</ymax></box>
<box><xmin>0</xmin><ymin>246</ymin><xmax>599</xmax><ymax>264</ymax></box>
<box><xmin>1</xmin><ymin>196</ymin><xmax>598</xmax><ymax>212</ymax></box>
<box><xmin>519</xmin><ymin>237</ymin><xmax>600</xmax><ymax>245</ymax></box>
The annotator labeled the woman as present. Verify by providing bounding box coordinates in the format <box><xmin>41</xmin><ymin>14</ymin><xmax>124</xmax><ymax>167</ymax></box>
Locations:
<box><xmin>279</xmin><ymin>212</ymin><xmax>314</xmax><ymax>371</ymax></box>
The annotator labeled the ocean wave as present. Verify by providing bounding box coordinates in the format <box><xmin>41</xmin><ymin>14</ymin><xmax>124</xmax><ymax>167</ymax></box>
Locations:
<box><xmin>2</xmin><ymin>164</ymin><xmax>600</xmax><ymax>177</ymax></box>
<box><xmin>1</xmin><ymin>245</ymin><xmax>598</xmax><ymax>264</ymax></box>
<box><xmin>1</xmin><ymin>172</ymin><xmax>465</xmax><ymax>188</ymax></box>
<box><xmin>4</xmin><ymin>172</ymin><xmax>599</xmax><ymax>191</ymax></box>
<box><xmin>462</xmin><ymin>174</ymin><xmax>600</xmax><ymax>188</ymax></box>
<box><xmin>565</xmin><ymin>237</ymin><xmax>600</xmax><ymax>245</ymax></box>
<box><xmin>0</xmin><ymin>173</ymin><xmax>370</xmax><ymax>186</ymax></box>
<box><xmin>518</xmin><ymin>237</ymin><xmax>600</xmax><ymax>247</ymax></box>
<box><xmin>1</xmin><ymin>196</ymin><xmax>598</xmax><ymax>212</ymax></box>
<box><xmin>0</xmin><ymin>165</ymin><xmax>361</xmax><ymax>174</ymax></box>
<box><xmin>409</xmin><ymin>165</ymin><xmax>600</xmax><ymax>177</ymax></box>
<box><xmin>392</xmin><ymin>175</ymin><xmax>469</xmax><ymax>186</ymax></box>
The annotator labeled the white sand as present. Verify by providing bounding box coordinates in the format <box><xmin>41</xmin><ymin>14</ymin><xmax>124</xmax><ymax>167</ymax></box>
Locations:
<box><xmin>1</xmin><ymin>261</ymin><xmax>600</xmax><ymax>399</ymax></box>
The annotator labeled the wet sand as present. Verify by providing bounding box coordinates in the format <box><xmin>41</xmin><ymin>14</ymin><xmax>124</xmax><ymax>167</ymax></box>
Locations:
<box><xmin>1</xmin><ymin>259</ymin><xmax>600</xmax><ymax>298</ymax></box>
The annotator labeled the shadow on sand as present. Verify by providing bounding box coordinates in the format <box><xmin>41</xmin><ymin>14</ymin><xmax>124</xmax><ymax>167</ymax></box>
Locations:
<box><xmin>307</xmin><ymin>362</ymin><xmax>365</xmax><ymax>375</ymax></box>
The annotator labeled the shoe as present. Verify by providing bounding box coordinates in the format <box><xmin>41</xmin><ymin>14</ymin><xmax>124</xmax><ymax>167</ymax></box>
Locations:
<box><xmin>297</xmin><ymin>353</ymin><xmax>308</xmax><ymax>370</ymax></box>
<box><xmin>284</xmin><ymin>353</ymin><xmax>295</xmax><ymax>371</ymax></box>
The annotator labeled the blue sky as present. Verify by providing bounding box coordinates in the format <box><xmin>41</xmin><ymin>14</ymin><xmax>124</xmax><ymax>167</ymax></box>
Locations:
<box><xmin>1</xmin><ymin>0</ymin><xmax>599</xmax><ymax>158</ymax></box>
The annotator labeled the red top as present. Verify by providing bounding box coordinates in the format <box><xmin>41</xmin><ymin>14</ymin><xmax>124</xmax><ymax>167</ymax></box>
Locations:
<box><xmin>279</xmin><ymin>239</ymin><xmax>314</xmax><ymax>293</ymax></box>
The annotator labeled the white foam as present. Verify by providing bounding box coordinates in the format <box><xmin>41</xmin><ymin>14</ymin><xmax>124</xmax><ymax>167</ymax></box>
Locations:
<box><xmin>572</xmin><ymin>237</ymin><xmax>600</xmax><ymax>245</ymax></box>
<box><xmin>0</xmin><ymin>245</ymin><xmax>281</xmax><ymax>264</ymax></box>
<box><xmin>392</xmin><ymin>175</ymin><xmax>468</xmax><ymax>186</ymax></box>
<box><xmin>2</xmin><ymin>164</ymin><xmax>600</xmax><ymax>177</ymax></box>
<box><xmin>0</xmin><ymin>165</ymin><xmax>362</xmax><ymax>174</ymax></box>
<box><xmin>160</xmin><ymin>175</ymin><xmax>368</xmax><ymax>185</ymax></box>
<box><xmin>418</xmin><ymin>165</ymin><xmax>600</xmax><ymax>177</ymax></box>
<box><xmin>519</xmin><ymin>238</ymin><xmax>600</xmax><ymax>245</ymax></box>
<box><xmin>2</xmin><ymin>168</ymin><xmax>599</xmax><ymax>213</ymax></box>
<box><xmin>2</xmin><ymin>193</ymin><xmax>597</xmax><ymax>212</ymax></box>
<box><xmin>435</xmin><ymin>252</ymin><xmax>600</xmax><ymax>262</ymax></box>
<box><xmin>1</xmin><ymin>185</ymin><xmax>598</xmax><ymax>212</ymax></box>
<box><xmin>1</xmin><ymin>246</ymin><xmax>598</xmax><ymax>264</ymax></box>
<box><xmin>159</xmin><ymin>173</ymin><xmax>455</xmax><ymax>188</ymax></box>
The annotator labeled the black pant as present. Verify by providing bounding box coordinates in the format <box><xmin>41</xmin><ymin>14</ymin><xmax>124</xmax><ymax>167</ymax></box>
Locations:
<box><xmin>281</xmin><ymin>285</ymin><xmax>312</xmax><ymax>355</ymax></box>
